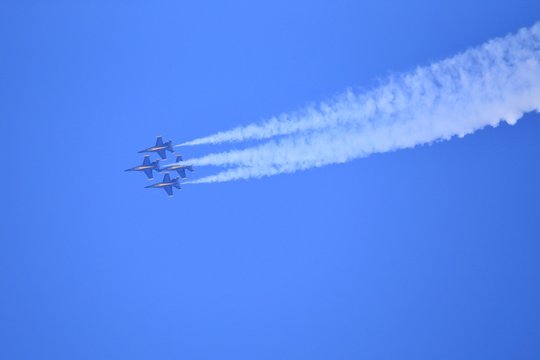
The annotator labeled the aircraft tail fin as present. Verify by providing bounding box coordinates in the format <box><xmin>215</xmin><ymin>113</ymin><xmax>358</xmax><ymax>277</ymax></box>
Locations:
<box><xmin>187</xmin><ymin>165</ymin><xmax>194</xmax><ymax>172</ymax></box>
<box><xmin>173</xmin><ymin>178</ymin><xmax>181</xmax><ymax>189</ymax></box>
<box><xmin>142</xmin><ymin>155</ymin><xmax>151</xmax><ymax>165</ymax></box>
<box><xmin>166</xmin><ymin>141</ymin><xmax>174</xmax><ymax>152</ymax></box>
<box><xmin>176</xmin><ymin>155</ymin><xmax>183</xmax><ymax>162</ymax></box>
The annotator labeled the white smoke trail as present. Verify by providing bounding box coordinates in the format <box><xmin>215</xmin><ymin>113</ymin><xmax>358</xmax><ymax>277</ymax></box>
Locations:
<box><xmin>179</xmin><ymin>23</ymin><xmax>540</xmax><ymax>184</ymax></box>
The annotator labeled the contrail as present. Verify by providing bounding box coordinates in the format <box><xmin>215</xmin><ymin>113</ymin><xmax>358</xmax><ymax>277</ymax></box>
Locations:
<box><xmin>179</xmin><ymin>22</ymin><xmax>540</xmax><ymax>184</ymax></box>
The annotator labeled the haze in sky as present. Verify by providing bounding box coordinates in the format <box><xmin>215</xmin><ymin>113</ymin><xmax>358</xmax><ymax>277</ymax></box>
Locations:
<box><xmin>169</xmin><ymin>22</ymin><xmax>540</xmax><ymax>184</ymax></box>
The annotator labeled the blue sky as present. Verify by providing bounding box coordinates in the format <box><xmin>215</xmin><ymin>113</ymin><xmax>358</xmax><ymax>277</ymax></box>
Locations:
<box><xmin>1</xmin><ymin>1</ymin><xmax>539</xmax><ymax>359</ymax></box>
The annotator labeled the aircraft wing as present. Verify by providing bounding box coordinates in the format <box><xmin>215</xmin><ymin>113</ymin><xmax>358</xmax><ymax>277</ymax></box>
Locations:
<box><xmin>163</xmin><ymin>186</ymin><xmax>173</xmax><ymax>196</ymax></box>
<box><xmin>177</xmin><ymin>168</ymin><xmax>186</xmax><ymax>178</ymax></box>
<box><xmin>156</xmin><ymin>149</ymin><xmax>167</xmax><ymax>159</ymax></box>
<box><xmin>143</xmin><ymin>169</ymin><xmax>154</xmax><ymax>180</ymax></box>
<box><xmin>163</xmin><ymin>173</ymin><xmax>171</xmax><ymax>182</ymax></box>
<box><xmin>156</xmin><ymin>136</ymin><xmax>163</xmax><ymax>146</ymax></box>
<box><xmin>142</xmin><ymin>155</ymin><xmax>150</xmax><ymax>165</ymax></box>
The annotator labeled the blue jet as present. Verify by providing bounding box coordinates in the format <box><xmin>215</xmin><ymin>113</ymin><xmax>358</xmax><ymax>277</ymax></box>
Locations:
<box><xmin>145</xmin><ymin>173</ymin><xmax>181</xmax><ymax>197</ymax></box>
<box><xmin>125</xmin><ymin>155</ymin><xmax>160</xmax><ymax>180</ymax></box>
<box><xmin>139</xmin><ymin>136</ymin><xmax>174</xmax><ymax>159</ymax></box>
<box><xmin>158</xmin><ymin>155</ymin><xmax>194</xmax><ymax>179</ymax></box>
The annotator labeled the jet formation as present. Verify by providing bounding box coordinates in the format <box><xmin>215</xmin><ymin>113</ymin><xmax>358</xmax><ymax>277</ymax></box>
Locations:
<box><xmin>125</xmin><ymin>136</ymin><xmax>194</xmax><ymax>197</ymax></box>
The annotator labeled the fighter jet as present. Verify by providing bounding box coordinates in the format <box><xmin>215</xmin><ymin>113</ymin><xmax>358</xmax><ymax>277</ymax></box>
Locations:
<box><xmin>138</xmin><ymin>136</ymin><xmax>174</xmax><ymax>159</ymax></box>
<box><xmin>125</xmin><ymin>155</ymin><xmax>160</xmax><ymax>180</ymax></box>
<box><xmin>158</xmin><ymin>155</ymin><xmax>194</xmax><ymax>179</ymax></box>
<box><xmin>145</xmin><ymin>173</ymin><xmax>181</xmax><ymax>197</ymax></box>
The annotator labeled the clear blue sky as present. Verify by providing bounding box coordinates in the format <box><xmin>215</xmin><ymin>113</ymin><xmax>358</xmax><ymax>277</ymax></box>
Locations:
<box><xmin>1</xmin><ymin>1</ymin><xmax>539</xmax><ymax>359</ymax></box>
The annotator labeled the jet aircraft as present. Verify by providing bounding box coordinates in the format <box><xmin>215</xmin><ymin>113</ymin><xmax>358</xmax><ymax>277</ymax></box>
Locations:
<box><xmin>158</xmin><ymin>155</ymin><xmax>194</xmax><ymax>178</ymax></box>
<box><xmin>125</xmin><ymin>155</ymin><xmax>160</xmax><ymax>179</ymax></box>
<box><xmin>145</xmin><ymin>173</ymin><xmax>181</xmax><ymax>197</ymax></box>
<box><xmin>139</xmin><ymin>136</ymin><xmax>174</xmax><ymax>159</ymax></box>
